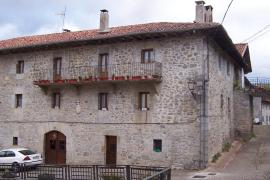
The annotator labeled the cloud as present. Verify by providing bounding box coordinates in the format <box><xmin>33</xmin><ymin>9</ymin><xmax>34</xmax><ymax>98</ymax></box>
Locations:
<box><xmin>0</xmin><ymin>24</ymin><xmax>19</xmax><ymax>40</ymax></box>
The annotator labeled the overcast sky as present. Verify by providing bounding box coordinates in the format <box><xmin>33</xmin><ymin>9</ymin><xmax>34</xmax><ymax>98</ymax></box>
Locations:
<box><xmin>0</xmin><ymin>0</ymin><xmax>269</xmax><ymax>77</ymax></box>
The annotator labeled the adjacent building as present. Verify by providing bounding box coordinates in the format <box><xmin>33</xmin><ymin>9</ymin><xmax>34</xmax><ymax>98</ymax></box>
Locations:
<box><xmin>0</xmin><ymin>1</ymin><xmax>252</xmax><ymax>168</ymax></box>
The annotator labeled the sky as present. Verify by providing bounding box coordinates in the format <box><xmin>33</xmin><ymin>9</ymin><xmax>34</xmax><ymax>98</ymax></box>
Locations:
<box><xmin>0</xmin><ymin>0</ymin><xmax>269</xmax><ymax>77</ymax></box>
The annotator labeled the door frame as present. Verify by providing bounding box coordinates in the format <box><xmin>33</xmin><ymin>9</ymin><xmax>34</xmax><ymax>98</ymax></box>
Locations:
<box><xmin>44</xmin><ymin>130</ymin><xmax>66</xmax><ymax>164</ymax></box>
<box><xmin>105</xmin><ymin>135</ymin><xmax>117</xmax><ymax>165</ymax></box>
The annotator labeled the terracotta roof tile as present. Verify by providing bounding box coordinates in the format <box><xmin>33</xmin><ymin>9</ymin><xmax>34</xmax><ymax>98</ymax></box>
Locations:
<box><xmin>235</xmin><ymin>43</ymin><xmax>248</xmax><ymax>57</ymax></box>
<box><xmin>0</xmin><ymin>22</ymin><xmax>220</xmax><ymax>51</ymax></box>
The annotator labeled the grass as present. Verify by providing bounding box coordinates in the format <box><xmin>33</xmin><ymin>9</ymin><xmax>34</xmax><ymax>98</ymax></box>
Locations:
<box><xmin>211</xmin><ymin>152</ymin><xmax>221</xmax><ymax>163</ymax></box>
<box><xmin>222</xmin><ymin>142</ymin><xmax>232</xmax><ymax>152</ymax></box>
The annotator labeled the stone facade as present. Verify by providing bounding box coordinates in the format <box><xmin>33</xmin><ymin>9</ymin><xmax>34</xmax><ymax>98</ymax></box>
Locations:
<box><xmin>262</xmin><ymin>101</ymin><xmax>270</xmax><ymax>125</ymax></box>
<box><xmin>0</xmin><ymin>34</ymin><xmax>241</xmax><ymax>168</ymax></box>
<box><xmin>233</xmin><ymin>90</ymin><xmax>253</xmax><ymax>138</ymax></box>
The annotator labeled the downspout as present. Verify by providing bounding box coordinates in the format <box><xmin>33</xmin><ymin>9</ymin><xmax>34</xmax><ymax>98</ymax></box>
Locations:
<box><xmin>199</xmin><ymin>36</ymin><xmax>209</xmax><ymax>169</ymax></box>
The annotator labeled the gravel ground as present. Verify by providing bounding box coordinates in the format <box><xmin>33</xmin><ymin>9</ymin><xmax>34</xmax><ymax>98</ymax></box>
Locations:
<box><xmin>172</xmin><ymin>125</ymin><xmax>270</xmax><ymax>180</ymax></box>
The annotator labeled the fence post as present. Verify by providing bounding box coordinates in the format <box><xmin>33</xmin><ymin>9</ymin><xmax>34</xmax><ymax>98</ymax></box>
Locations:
<box><xmin>66</xmin><ymin>164</ymin><xmax>69</xmax><ymax>180</ymax></box>
<box><xmin>126</xmin><ymin>165</ymin><xmax>131</xmax><ymax>180</ymax></box>
<box><xmin>94</xmin><ymin>165</ymin><xmax>98</xmax><ymax>180</ymax></box>
<box><xmin>167</xmin><ymin>168</ymin><xmax>171</xmax><ymax>180</ymax></box>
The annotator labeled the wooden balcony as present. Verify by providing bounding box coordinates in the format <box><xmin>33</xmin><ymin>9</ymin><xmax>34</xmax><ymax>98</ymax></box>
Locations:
<box><xmin>33</xmin><ymin>62</ymin><xmax>162</xmax><ymax>87</ymax></box>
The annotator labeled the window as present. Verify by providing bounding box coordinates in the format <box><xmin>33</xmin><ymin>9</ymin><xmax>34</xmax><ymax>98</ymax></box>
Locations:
<box><xmin>13</xmin><ymin>137</ymin><xmax>18</xmax><ymax>146</ymax></box>
<box><xmin>53</xmin><ymin>57</ymin><xmax>62</xmax><ymax>80</ymax></box>
<box><xmin>0</xmin><ymin>151</ymin><xmax>5</xmax><ymax>157</ymax></box>
<box><xmin>99</xmin><ymin>53</ymin><xmax>108</xmax><ymax>77</ymax></box>
<box><xmin>5</xmin><ymin>151</ymin><xmax>15</xmax><ymax>157</ymax></box>
<box><xmin>141</xmin><ymin>49</ymin><xmax>154</xmax><ymax>63</ymax></box>
<box><xmin>139</xmin><ymin>92</ymin><xmax>149</xmax><ymax>110</ymax></box>
<box><xmin>227</xmin><ymin>61</ymin><xmax>230</xmax><ymax>76</ymax></box>
<box><xmin>228</xmin><ymin>97</ymin><xmax>231</xmax><ymax>118</ymax></box>
<box><xmin>98</xmin><ymin>93</ymin><xmax>108</xmax><ymax>110</ymax></box>
<box><xmin>15</xmin><ymin>94</ymin><xmax>22</xmax><ymax>108</ymax></box>
<box><xmin>16</xmin><ymin>60</ymin><xmax>24</xmax><ymax>74</ymax></box>
<box><xmin>52</xmin><ymin>92</ymin><xmax>61</xmax><ymax>108</ymax></box>
<box><xmin>220</xmin><ymin>94</ymin><xmax>223</xmax><ymax>111</ymax></box>
<box><xmin>153</xmin><ymin>139</ymin><xmax>162</xmax><ymax>152</ymax></box>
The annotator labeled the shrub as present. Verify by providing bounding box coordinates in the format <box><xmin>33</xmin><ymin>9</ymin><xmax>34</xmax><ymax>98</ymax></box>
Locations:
<box><xmin>211</xmin><ymin>152</ymin><xmax>221</xmax><ymax>163</ymax></box>
<box><xmin>222</xmin><ymin>142</ymin><xmax>232</xmax><ymax>152</ymax></box>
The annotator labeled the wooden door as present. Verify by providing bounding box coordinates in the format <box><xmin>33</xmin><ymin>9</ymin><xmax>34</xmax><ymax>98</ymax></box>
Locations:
<box><xmin>106</xmin><ymin>136</ymin><xmax>117</xmax><ymax>165</ymax></box>
<box><xmin>45</xmin><ymin>131</ymin><xmax>66</xmax><ymax>164</ymax></box>
<box><xmin>53</xmin><ymin>57</ymin><xmax>62</xmax><ymax>81</ymax></box>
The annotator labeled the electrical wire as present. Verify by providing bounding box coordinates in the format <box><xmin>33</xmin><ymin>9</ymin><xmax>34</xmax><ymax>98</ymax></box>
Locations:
<box><xmin>221</xmin><ymin>0</ymin><xmax>235</xmax><ymax>24</ymax></box>
<box><xmin>247</xmin><ymin>29</ymin><xmax>270</xmax><ymax>43</ymax></box>
<box><xmin>242</xmin><ymin>25</ymin><xmax>270</xmax><ymax>43</ymax></box>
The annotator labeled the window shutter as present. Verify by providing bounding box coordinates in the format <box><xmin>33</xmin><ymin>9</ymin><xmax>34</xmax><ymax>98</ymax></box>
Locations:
<box><xmin>138</xmin><ymin>93</ymin><xmax>142</xmax><ymax>110</ymax></box>
<box><xmin>141</xmin><ymin>50</ymin><xmax>144</xmax><ymax>63</ymax></box>
<box><xmin>16</xmin><ymin>63</ymin><xmax>19</xmax><ymax>74</ymax></box>
<box><xmin>105</xmin><ymin>93</ymin><xmax>108</xmax><ymax>109</ymax></box>
<box><xmin>98</xmin><ymin>93</ymin><xmax>101</xmax><ymax>110</ymax></box>
<box><xmin>58</xmin><ymin>93</ymin><xmax>61</xmax><ymax>109</ymax></box>
<box><xmin>52</xmin><ymin>94</ymin><xmax>55</xmax><ymax>108</ymax></box>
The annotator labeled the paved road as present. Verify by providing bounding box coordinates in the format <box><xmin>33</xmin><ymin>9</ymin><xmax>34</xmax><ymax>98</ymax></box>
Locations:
<box><xmin>172</xmin><ymin>125</ymin><xmax>270</xmax><ymax>180</ymax></box>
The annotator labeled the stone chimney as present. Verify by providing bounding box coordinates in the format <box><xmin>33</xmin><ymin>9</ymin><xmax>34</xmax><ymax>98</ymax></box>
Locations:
<box><xmin>195</xmin><ymin>1</ymin><xmax>213</xmax><ymax>23</ymax></box>
<box><xmin>99</xmin><ymin>9</ymin><xmax>110</xmax><ymax>33</ymax></box>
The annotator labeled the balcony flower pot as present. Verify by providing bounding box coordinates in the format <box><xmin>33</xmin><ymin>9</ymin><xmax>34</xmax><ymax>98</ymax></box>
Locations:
<box><xmin>83</xmin><ymin>76</ymin><xmax>93</xmax><ymax>82</ymax></box>
<box><xmin>131</xmin><ymin>76</ymin><xmax>142</xmax><ymax>80</ymax></box>
<box><xmin>99</xmin><ymin>77</ymin><xmax>109</xmax><ymax>81</ymax></box>
<box><xmin>115</xmin><ymin>76</ymin><xmax>125</xmax><ymax>81</ymax></box>
<box><xmin>66</xmin><ymin>79</ymin><xmax>77</xmax><ymax>83</ymax></box>
<box><xmin>54</xmin><ymin>79</ymin><xmax>65</xmax><ymax>83</ymax></box>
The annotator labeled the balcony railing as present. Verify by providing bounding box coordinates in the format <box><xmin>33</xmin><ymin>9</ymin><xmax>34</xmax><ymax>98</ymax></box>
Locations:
<box><xmin>33</xmin><ymin>62</ymin><xmax>162</xmax><ymax>86</ymax></box>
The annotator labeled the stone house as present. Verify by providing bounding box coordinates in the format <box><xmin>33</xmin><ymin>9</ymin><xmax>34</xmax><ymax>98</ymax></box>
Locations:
<box><xmin>0</xmin><ymin>1</ymin><xmax>251</xmax><ymax>168</ymax></box>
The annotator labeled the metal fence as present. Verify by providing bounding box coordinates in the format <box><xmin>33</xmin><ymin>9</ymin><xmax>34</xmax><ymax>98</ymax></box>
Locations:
<box><xmin>0</xmin><ymin>164</ymin><xmax>170</xmax><ymax>180</ymax></box>
<box><xmin>248</xmin><ymin>77</ymin><xmax>270</xmax><ymax>90</ymax></box>
<box><xmin>32</xmin><ymin>62</ymin><xmax>162</xmax><ymax>82</ymax></box>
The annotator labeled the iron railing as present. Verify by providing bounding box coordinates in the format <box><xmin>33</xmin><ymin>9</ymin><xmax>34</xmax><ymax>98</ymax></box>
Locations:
<box><xmin>248</xmin><ymin>77</ymin><xmax>270</xmax><ymax>90</ymax></box>
<box><xmin>143</xmin><ymin>168</ymin><xmax>171</xmax><ymax>180</ymax></box>
<box><xmin>32</xmin><ymin>62</ymin><xmax>162</xmax><ymax>84</ymax></box>
<box><xmin>0</xmin><ymin>164</ymin><xmax>169</xmax><ymax>180</ymax></box>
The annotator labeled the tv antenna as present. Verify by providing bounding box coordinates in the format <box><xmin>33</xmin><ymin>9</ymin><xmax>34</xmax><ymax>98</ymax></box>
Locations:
<box><xmin>57</xmin><ymin>6</ymin><xmax>67</xmax><ymax>31</ymax></box>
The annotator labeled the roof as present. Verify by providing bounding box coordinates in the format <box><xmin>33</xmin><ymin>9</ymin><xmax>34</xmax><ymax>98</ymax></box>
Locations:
<box><xmin>235</xmin><ymin>43</ymin><xmax>248</xmax><ymax>57</ymax></box>
<box><xmin>0</xmin><ymin>22</ymin><xmax>246</xmax><ymax>69</ymax></box>
<box><xmin>0</xmin><ymin>22</ymin><xmax>218</xmax><ymax>51</ymax></box>
<box><xmin>235</xmin><ymin>43</ymin><xmax>252</xmax><ymax>73</ymax></box>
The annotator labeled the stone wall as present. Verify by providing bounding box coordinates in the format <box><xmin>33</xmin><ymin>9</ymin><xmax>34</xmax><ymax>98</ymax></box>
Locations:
<box><xmin>233</xmin><ymin>90</ymin><xmax>253</xmax><ymax>138</ymax></box>
<box><xmin>262</xmin><ymin>101</ymin><xmax>270</xmax><ymax>125</ymax></box>
<box><xmin>0</xmin><ymin>36</ymin><xmax>205</xmax><ymax>168</ymax></box>
<box><xmin>206</xmin><ymin>39</ymin><xmax>235</xmax><ymax>162</ymax></box>
<box><xmin>253</xmin><ymin>97</ymin><xmax>262</xmax><ymax>122</ymax></box>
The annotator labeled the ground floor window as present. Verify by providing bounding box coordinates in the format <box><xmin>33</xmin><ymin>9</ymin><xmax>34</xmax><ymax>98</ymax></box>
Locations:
<box><xmin>153</xmin><ymin>139</ymin><xmax>162</xmax><ymax>152</ymax></box>
<box><xmin>13</xmin><ymin>137</ymin><xmax>18</xmax><ymax>146</ymax></box>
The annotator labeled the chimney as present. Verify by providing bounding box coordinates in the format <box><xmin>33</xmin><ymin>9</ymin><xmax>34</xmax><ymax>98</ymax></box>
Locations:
<box><xmin>99</xmin><ymin>9</ymin><xmax>110</xmax><ymax>33</ymax></box>
<box><xmin>195</xmin><ymin>1</ymin><xmax>213</xmax><ymax>23</ymax></box>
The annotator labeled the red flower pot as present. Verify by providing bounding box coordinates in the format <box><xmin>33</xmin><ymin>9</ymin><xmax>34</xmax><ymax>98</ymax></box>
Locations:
<box><xmin>115</xmin><ymin>76</ymin><xmax>125</xmax><ymax>80</ymax></box>
<box><xmin>131</xmin><ymin>76</ymin><xmax>142</xmax><ymax>80</ymax></box>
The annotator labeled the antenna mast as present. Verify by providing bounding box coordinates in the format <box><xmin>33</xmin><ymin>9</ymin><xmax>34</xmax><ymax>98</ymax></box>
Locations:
<box><xmin>57</xmin><ymin>6</ymin><xmax>67</xmax><ymax>31</ymax></box>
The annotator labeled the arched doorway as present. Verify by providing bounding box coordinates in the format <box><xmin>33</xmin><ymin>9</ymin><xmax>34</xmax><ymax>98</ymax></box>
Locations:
<box><xmin>45</xmin><ymin>131</ymin><xmax>66</xmax><ymax>164</ymax></box>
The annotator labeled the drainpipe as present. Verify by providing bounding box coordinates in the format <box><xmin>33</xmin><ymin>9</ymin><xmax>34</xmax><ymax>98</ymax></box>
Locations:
<box><xmin>199</xmin><ymin>37</ymin><xmax>209</xmax><ymax>169</ymax></box>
